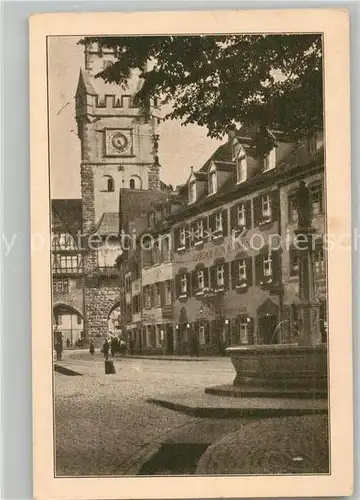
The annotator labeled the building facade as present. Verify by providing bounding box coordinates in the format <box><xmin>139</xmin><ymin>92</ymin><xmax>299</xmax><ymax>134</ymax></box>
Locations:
<box><xmin>120</xmin><ymin>127</ymin><xmax>327</xmax><ymax>355</ymax></box>
<box><xmin>51</xmin><ymin>40</ymin><xmax>163</xmax><ymax>344</ymax></box>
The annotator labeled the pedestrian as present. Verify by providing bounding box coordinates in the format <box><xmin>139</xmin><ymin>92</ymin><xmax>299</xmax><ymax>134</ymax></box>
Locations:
<box><xmin>102</xmin><ymin>338</ymin><xmax>110</xmax><ymax>361</ymax></box>
<box><xmin>110</xmin><ymin>337</ymin><xmax>117</xmax><ymax>358</ymax></box>
<box><xmin>89</xmin><ymin>339</ymin><xmax>95</xmax><ymax>355</ymax></box>
<box><xmin>119</xmin><ymin>338</ymin><xmax>126</xmax><ymax>357</ymax></box>
<box><xmin>55</xmin><ymin>341</ymin><xmax>63</xmax><ymax>362</ymax></box>
<box><xmin>66</xmin><ymin>338</ymin><xmax>70</xmax><ymax>349</ymax></box>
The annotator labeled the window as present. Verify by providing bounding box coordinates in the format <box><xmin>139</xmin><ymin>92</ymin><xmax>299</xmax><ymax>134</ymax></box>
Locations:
<box><xmin>129</xmin><ymin>178</ymin><xmax>135</xmax><ymax>189</ymax></box>
<box><xmin>196</xmin><ymin>269</ymin><xmax>205</xmax><ymax>291</ymax></box>
<box><xmin>162</xmin><ymin>236</ymin><xmax>171</xmax><ymax>261</ymax></box>
<box><xmin>236</xmin><ymin>156</ymin><xmax>247</xmax><ymax>183</ymax></box>
<box><xmin>199</xmin><ymin>325</ymin><xmax>206</xmax><ymax>345</ymax></box>
<box><xmin>311</xmin><ymin>184</ymin><xmax>323</xmax><ymax>216</ymax></box>
<box><xmin>107</xmin><ymin>177</ymin><xmax>115</xmax><ymax>192</ymax></box>
<box><xmin>53</xmin><ymin>279</ymin><xmax>69</xmax><ymax>294</ymax></box>
<box><xmin>153</xmin><ymin>240</ymin><xmax>161</xmax><ymax>265</ymax></box>
<box><xmin>154</xmin><ymin>283</ymin><xmax>161</xmax><ymax>307</ymax></box>
<box><xmin>290</xmin><ymin>254</ymin><xmax>300</xmax><ymax>276</ymax></box>
<box><xmin>56</xmin><ymin>315</ymin><xmax>62</xmax><ymax>326</ymax></box>
<box><xmin>125</xmin><ymin>275</ymin><xmax>131</xmax><ymax>292</ymax></box>
<box><xmin>179</xmin><ymin>227</ymin><xmax>186</xmax><ymax>248</ymax></box>
<box><xmin>314</xmin><ymin>247</ymin><xmax>325</xmax><ymax>276</ymax></box>
<box><xmin>261</xmin><ymin>194</ymin><xmax>272</xmax><ymax>219</ymax></box>
<box><xmin>195</xmin><ymin>220</ymin><xmax>204</xmax><ymax>241</ymax></box>
<box><xmin>288</xmin><ymin>193</ymin><xmax>298</xmax><ymax>222</ymax></box>
<box><xmin>237</xmin><ymin>259</ymin><xmax>247</xmax><ymax>281</ymax></box>
<box><xmin>164</xmin><ymin>280</ymin><xmax>172</xmax><ymax>305</ymax></box>
<box><xmin>237</xmin><ymin>203</ymin><xmax>246</xmax><ymax>227</ymax></box>
<box><xmin>77</xmin><ymin>315</ymin><xmax>82</xmax><ymax>325</ymax></box>
<box><xmin>216</xmin><ymin>265</ymin><xmax>225</xmax><ymax>288</ymax></box>
<box><xmin>263</xmin><ymin>254</ymin><xmax>272</xmax><ymax>277</ymax></box>
<box><xmin>209</xmin><ymin>170</ymin><xmax>217</xmax><ymax>194</ymax></box>
<box><xmin>144</xmin><ymin>285</ymin><xmax>152</xmax><ymax>308</ymax></box>
<box><xmin>180</xmin><ymin>274</ymin><xmax>187</xmax><ymax>295</ymax></box>
<box><xmin>263</xmin><ymin>148</ymin><xmax>276</xmax><ymax>171</ymax></box>
<box><xmin>133</xmin><ymin>295</ymin><xmax>140</xmax><ymax>314</ymax></box>
<box><xmin>59</xmin><ymin>255</ymin><xmax>79</xmax><ymax>273</ymax></box>
<box><xmin>239</xmin><ymin>320</ymin><xmax>249</xmax><ymax>344</ymax></box>
<box><xmin>215</xmin><ymin>212</ymin><xmax>223</xmax><ymax>233</ymax></box>
<box><xmin>307</xmin><ymin>133</ymin><xmax>317</xmax><ymax>154</ymax></box>
<box><xmin>189</xmin><ymin>181</ymin><xmax>196</xmax><ymax>203</ymax></box>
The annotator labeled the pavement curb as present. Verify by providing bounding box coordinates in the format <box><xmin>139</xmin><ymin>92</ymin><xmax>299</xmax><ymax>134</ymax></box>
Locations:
<box><xmin>147</xmin><ymin>398</ymin><xmax>328</xmax><ymax>419</ymax></box>
<box><xmin>54</xmin><ymin>364</ymin><xmax>82</xmax><ymax>376</ymax></box>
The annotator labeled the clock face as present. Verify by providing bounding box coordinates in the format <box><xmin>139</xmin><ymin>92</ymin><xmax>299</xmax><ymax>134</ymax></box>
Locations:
<box><xmin>111</xmin><ymin>132</ymin><xmax>128</xmax><ymax>152</ymax></box>
<box><xmin>105</xmin><ymin>129</ymin><xmax>132</xmax><ymax>157</ymax></box>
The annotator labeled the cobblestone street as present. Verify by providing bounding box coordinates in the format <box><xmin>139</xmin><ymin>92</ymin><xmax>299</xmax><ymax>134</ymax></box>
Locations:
<box><xmin>55</xmin><ymin>351</ymin><xmax>329</xmax><ymax>476</ymax></box>
<box><xmin>55</xmin><ymin>352</ymin><xmax>241</xmax><ymax>475</ymax></box>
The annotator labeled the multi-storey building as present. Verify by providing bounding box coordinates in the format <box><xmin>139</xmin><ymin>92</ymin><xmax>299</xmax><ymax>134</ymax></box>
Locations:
<box><xmin>51</xmin><ymin>40</ymin><xmax>165</xmax><ymax>345</ymax></box>
<box><xmin>122</xmin><ymin>126</ymin><xmax>326</xmax><ymax>355</ymax></box>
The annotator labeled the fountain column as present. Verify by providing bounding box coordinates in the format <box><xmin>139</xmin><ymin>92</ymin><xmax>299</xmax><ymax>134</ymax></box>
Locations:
<box><xmin>294</xmin><ymin>182</ymin><xmax>322</xmax><ymax>346</ymax></box>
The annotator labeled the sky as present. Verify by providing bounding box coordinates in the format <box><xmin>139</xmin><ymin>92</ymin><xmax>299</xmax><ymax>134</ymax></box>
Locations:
<box><xmin>48</xmin><ymin>36</ymin><xmax>223</xmax><ymax>199</ymax></box>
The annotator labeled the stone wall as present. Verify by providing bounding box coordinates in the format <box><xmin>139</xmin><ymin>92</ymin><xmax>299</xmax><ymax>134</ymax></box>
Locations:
<box><xmin>84</xmin><ymin>283</ymin><xmax>121</xmax><ymax>338</ymax></box>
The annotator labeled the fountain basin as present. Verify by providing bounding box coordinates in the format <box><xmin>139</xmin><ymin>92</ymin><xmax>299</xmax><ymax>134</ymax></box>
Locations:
<box><xmin>226</xmin><ymin>344</ymin><xmax>328</xmax><ymax>394</ymax></box>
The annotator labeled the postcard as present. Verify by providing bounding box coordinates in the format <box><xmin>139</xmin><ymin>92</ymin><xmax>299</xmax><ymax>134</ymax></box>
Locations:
<box><xmin>30</xmin><ymin>9</ymin><xmax>352</xmax><ymax>499</ymax></box>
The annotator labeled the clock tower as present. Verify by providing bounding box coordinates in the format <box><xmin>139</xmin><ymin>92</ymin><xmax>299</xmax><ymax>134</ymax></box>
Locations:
<box><xmin>75</xmin><ymin>40</ymin><xmax>161</xmax><ymax>339</ymax></box>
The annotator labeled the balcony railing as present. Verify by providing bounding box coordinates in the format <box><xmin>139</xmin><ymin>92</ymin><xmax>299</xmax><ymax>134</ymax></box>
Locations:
<box><xmin>95</xmin><ymin>266</ymin><xmax>119</xmax><ymax>277</ymax></box>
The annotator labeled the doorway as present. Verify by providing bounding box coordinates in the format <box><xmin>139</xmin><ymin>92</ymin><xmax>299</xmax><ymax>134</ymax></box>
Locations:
<box><xmin>166</xmin><ymin>325</ymin><xmax>174</xmax><ymax>354</ymax></box>
<box><xmin>258</xmin><ymin>314</ymin><xmax>279</xmax><ymax>344</ymax></box>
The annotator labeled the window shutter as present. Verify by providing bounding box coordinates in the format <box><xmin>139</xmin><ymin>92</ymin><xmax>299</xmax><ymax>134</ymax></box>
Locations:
<box><xmin>210</xmin><ymin>266</ymin><xmax>216</xmax><ymax>289</ymax></box>
<box><xmin>222</xmin><ymin>209</ymin><xmax>228</xmax><ymax>236</ymax></box>
<box><xmin>204</xmin><ymin>267</ymin><xmax>210</xmax><ymax>288</ymax></box>
<box><xmin>203</xmin><ymin>217</ymin><xmax>208</xmax><ymax>240</ymax></box>
<box><xmin>185</xmin><ymin>225</ymin><xmax>191</xmax><ymax>249</ymax></box>
<box><xmin>192</xmin><ymin>270</ymin><xmax>197</xmax><ymax>292</ymax></box>
<box><xmin>246</xmin><ymin>257</ymin><xmax>253</xmax><ymax>286</ymax></box>
<box><xmin>255</xmin><ymin>254</ymin><xmax>263</xmax><ymax>285</ymax></box>
<box><xmin>186</xmin><ymin>272</ymin><xmax>192</xmax><ymax>297</ymax></box>
<box><xmin>248</xmin><ymin>317</ymin><xmax>254</xmax><ymax>344</ymax></box>
<box><xmin>222</xmin><ymin>263</ymin><xmax>229</xmax><ymax>289</ymax></box>
<box><xmin>160</xmin><ymin>282</ymin><xmax>165</xmax><ymax>306</ymax></box>
<box><xmin>271</xmin><ymin>190</ymin><xmax>280</xmax><ymax>221</ymax></box>
<box><xmin>209</xmin><ymin>213</ymin><xmax>216</xmax><ymax>233</ymax></box>
<box><xmin>174</xmin><ymin>228</ymin><xmax>180</xmax><ymax>249</ymax></box>
<box><xmin>245</xmin><ymin>200</ymin><xmax>252</xmax><ymax>229</ymax></box>
<box><xmin>230</xmin><ymin>260</ymin><xmax>237</xmax><ymax>287</ymax></box>
<box><xmin>175</xmin><ymin>275</ymin><xmax>181</xmax><ymax>298</ymax></box>
<box><xmin>230</xmin><ymin>205</ymin><xmax>237</xmax><ymax>232</ymax></box>
<box><xmin>253</xmin><ymin>196</ymin><xmax>262</xmax><ymax>226</ymax></box>
<box><xmin>271</xmin><ymin>250</ymin><xmax>281</xmax><ymax>284</ymax></box>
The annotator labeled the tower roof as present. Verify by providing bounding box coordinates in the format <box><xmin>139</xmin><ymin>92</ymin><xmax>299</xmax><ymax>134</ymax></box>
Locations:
<box><xmin>75</xmin><ymin>68</ymin><xmax>97</xmax><ymax>97</ymax></box>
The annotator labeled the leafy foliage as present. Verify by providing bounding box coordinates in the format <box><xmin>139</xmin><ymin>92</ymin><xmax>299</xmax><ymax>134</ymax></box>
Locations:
<box><xmin>80</xmin><ymin>35</ymin><xmax>322</xmax><ymax>151</ymax></box>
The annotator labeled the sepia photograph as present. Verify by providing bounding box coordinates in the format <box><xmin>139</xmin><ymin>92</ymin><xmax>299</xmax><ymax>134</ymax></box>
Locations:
<box><xmin>30</xmin><ymin>9</ymin><xmax>352</xmax><ymax>499</ymax></box>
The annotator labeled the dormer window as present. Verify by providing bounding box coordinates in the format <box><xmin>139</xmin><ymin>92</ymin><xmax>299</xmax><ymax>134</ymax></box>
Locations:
<box><xmin>209</xmin><ymin>169</ymin><xmax>217</xmax><ymax>195</ymax></box>
<box><xmin>236</xmin><ymin>156</ymin><xmax>247</xmax><ymax>183</ymax></box>
<box><xmin>263</xmin><ymin>148</ymin><xmax>276</xmax><ymax>172</ymax></box>
<box><xmin>189</xmin><ymin>180</ymin><xmax>196</xmax><ymax>203</ymax></box>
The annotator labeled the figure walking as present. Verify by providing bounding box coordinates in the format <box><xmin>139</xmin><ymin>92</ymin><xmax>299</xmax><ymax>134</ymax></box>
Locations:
<box><xmin>102</xmin><ymin>339</ymin><xmax>110</xmax><ymax>361</ymax></box>
<box><xmin>89</xmin><ymin>339</ymin><xmax>95</xmax><ymax>356</ymax></box>
<box><xmin>55</xmin><ymin>341</ymin><xmax>63</xmax><ymax>362</ymax></box>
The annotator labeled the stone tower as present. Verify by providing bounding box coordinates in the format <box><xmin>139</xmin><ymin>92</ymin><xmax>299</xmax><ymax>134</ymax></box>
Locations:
<box><xmin>75</xmin><ymin>40</ymin><xmax>161</xmax><ymax>339</ymax></box>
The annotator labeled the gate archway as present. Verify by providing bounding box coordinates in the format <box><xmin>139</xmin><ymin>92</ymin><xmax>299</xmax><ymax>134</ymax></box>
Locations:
<box><xmin>53</xmin><ymin>303</ymin><xmax>83</xmax><ymax>347</ymax></box>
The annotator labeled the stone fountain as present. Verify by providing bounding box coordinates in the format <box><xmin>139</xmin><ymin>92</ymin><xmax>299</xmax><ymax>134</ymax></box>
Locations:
<box><xmin>207</xmin><ymin>181</ymin><xmax>328</xmax><ymax>399</ymax></box>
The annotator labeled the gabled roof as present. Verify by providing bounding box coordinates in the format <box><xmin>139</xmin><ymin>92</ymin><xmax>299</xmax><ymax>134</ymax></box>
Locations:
<box><xmin>52</xmin><ymin>199</ymin><xmax>82</xmax><ymax>237</ymax></box>
<box><xmin>95</xmin><ymin>212</ymin><xmax>119</xmax><ymax>236</ymax></box>
<box><xmin>212</xmin><ymin>160</ymin><xmax>236</xmax><ymax>172</ymax></box>
<box><xmin>75</xmin><ymin>68</ymin><xmax>97</xmax><ymax>97</ymax></box>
